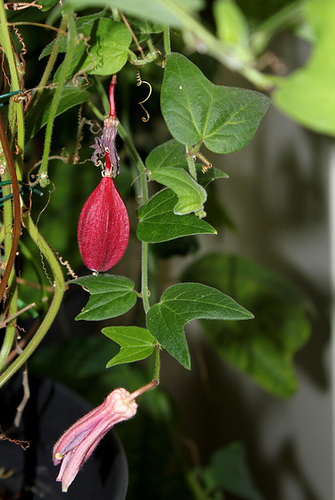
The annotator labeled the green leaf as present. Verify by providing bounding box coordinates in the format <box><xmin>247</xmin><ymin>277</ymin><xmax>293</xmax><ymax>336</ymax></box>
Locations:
<box><xmin>79</xmin><ymin>19</ymin><xmax>132</xmax><ymax>76</ymax></box>
<box><xmin>38</xmin><ymin>0</ymin><xmax>59</xmax><ymax>10</ymax></box>
<box><xmin>54</xmin><ymin>19</ymin><xmax>132</xmax><ymax>79</ymax></box>
<box><xmin>273</xmin><ymin>0</ymin><xmax>335</xmax><ymax>136</ymax></box>
<box><xmin>182</xmin><ymin>254</ymin><xmax>311</xmax><ymax>397</ymax></box>
<box><xmin>128</xmin><ymin>17</ymin><xmax>165</xmax><ymax>44</ymax></box>
<box><xmin>209</xmin><ymin>443</ymin><xmax>263</xmax><ymax>500</ymax></box>
<box><xmin>30</xmin><ymin>337</ymin><xmax>118</xmax><ymax>384</ymax></box>
<box><xmin>146</xmin><ymin>138</ymin><xmax>228</xmax><ymax>187</ymax></box>
<box><xmin>25</xmin><ymin>84</ymin><xmax>91</xmax><ymax>141</ymax></box>
<box><xmin>161</xmin><ymin>53</ymin><xmax>270</xmax><ymax>153</ymax></box>
<box><xmin>213</xmin><ymin>1</ymin><xmax>252</xmax><ymax>64</ymax></box>
<box><xmin>137</xmin><ymin>188</ymin><xmax>216</xmax><ymax>243</ymax></box>
<box><xmin>64</xmin><ymin>0</ymin><xmax>204</xmax><ymax>28</ymax></box>
<box><xmin>214</xmin><ymin>1</ymin><xmax>249</xmax><ymax>46</ymax></box>
<box><xmin>151</xmin><ymin>168</ymin><xmax>207</xmax><ymax>215</ymax></box>
<box><xmin>39</xmin><ymin>13</ymin><xmax>104</xmax><ymax>59</ymax></box>
<box><xmin>70</xmin><ymin>274</ymin><xmax>137</xmax><ymax>321</ymax></box>
<box><xmin>102</xmin><ymin>326</ymin><xmax>155</xmax><ymax>367</ymax></box>
<box><xmin>146</xmin><ymin>283</ymin><xmax>253</xmax><ymax>369</ymax></box>
<box><xmin>146</xmin><ymin>139</ymin><xmax>216</xmax><ymax>215</ymax></box>
<box><xmin>146</xmin><ymin>138</ymin><xmax>188</xmax><ymax>170</ymax></box>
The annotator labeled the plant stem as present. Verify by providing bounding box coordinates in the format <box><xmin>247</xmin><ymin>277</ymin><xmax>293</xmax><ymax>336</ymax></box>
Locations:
<box><xmin>0</xmin><ymin>1</ymin><xmax>21</xmax><ymax>93</ymax></box>
<box><xmin>0</xmin><ymin>115</ymin><xmax>21</xmax><ymax>305</ymax></box>
<box><xmin>38</xmin><ymin>10</ymin><xmax>77</xmax><ymax>187</ymax></box>
<box><xmin>7</xmin><ymin>21</ymin><xmax>67</xmax><ymax>34</ymax></box>
<box><xmin>0</xmin><ymin>1</ymin><xmax>25</xmax><ymax>371</ymax></box>
<box><xmin>118</xmin><ymin>123</ymin><xmax>150</xmax><ymax>313</ymax></box>
<box><xmin>0</xmin><ymin>213</ymin><xmax>65</xmax><ymax>387</ymax></box>
<box><xmin>153</xmin><ymin>344</ymin><xmax>160</xmax><ymax>382</ymax></box>
<box><xmin>87</xmin><ymin>99</ymin><xmax>105</xmax><ymax>121</ymax></box>
<box><xmin>251</xmin><ymin>1</ymin><xmax>304</xmax><ymax>55</ymax></box>
<box><xmin>162</xmin><ymin>0</ymin><xmax>274</xmax><ymax>90</ymax></box>
<box><xmin>129</xmin><ymin>379</ymin><xmax>158</xmax><ymax>400</ymax></box>
<box><xmin>36</xmin><ymin>14</ymin><xmax>69</xmax><ymax>96</ymax></box>
<box><xmin>0</xmin><ymin>0</ymin><xmax>25</xmax><ymax>178</ymax></box>
<box><xmin>94</xmin><ymin>76</ymin><xmax>110</xmax><ymax>114</ymax></box>
<box><xmin>118</xmin><ymin>123</ymin><xmax>148</xmax><ymax>203</ymax></box>
<box><xmin>91</xmin><ymin>80</ymin><xmax>151</xmax><ymax>313</ymax></box>
<box><xmin>163</xmin><ymin>26</ymin><xmax>171</xmax><ymax>55</ymax></box>
<box><xmin>186</xmin><ymin>146</ymin><xmax>197</xmax><ymax>180</ymax></box>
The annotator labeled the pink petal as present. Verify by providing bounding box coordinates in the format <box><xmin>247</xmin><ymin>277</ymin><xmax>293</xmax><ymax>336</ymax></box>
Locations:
<box><xmin>78</xmin><ymin>177</ymin><xmax>129</xmax><ymax>272</ymax></box>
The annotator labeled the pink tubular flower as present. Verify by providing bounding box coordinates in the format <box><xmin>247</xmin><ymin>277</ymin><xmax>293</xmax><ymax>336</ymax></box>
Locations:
<box><xmin>53</xmin><ymin>388</ymin><xmax>137</xmax><ymax>493</ymax></box>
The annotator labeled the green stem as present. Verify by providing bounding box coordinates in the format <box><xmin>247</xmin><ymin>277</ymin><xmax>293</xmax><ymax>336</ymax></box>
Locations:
<box><xmin>87</xmin><ymin>99</ymin><xmax>105</xmax><ymax>121</ymax></box>
<box><xmin>0</xmin><ymin>115</ymin><xmax>21</xmax><ymax>308</ymax></box>
<box><xmin>118</xmin><ymin>123</ymin><xmax>150</xmax><ymax>313</ymax></box>
<box><xmin>146</xmin><ymin>36</ymin><xmax>156</xmax><ymax>57</ymax></box>
<box><xmin>38</xmin><ymin>11</ymin><xmax>77</xmax><ymax>187</ymax></box>
<box><xmin>0</xmin><ymin>296</ymin><xmax>16</xmax><ymax>371</ymax></box>
<box><xmin>161</xmin><ymin>0</ymin><xmax>273</xmax><ymax>90</ymax></box>
<box><xmin>94</xmin><ymin>76</ymin><xmax>110</xmax><ymax>114</ymax></box>
<box><xmin>0</xmin><ymin>1</ymin><xmax>20</xmax><ymax>93</ymax></box>
<box><xmin>118</xmin><ymin>123</ymin><xmax>148</xmax><ymax>203</ymax></box>
<box><xmin>0</xmin><ymin>0</ymin><xmax>25</xmax><ymax>178</ymax></box>
<box><xmin>36</xmin><ymin>15</ymin><xmax>69</xmax><ymax>99</ymax></box>
<box><xmin>153</xmin><ymin>344</ymin><xmax>160</xmax><ymax>382</ymax></box>
<box><xmin>163</xmin><ymin>26</ymin><xmax>171</xmax><ymax>55</ymax></box>
<box><xmin>186</xmin><ymin>146</ymin><xmax>197</xmax><ymax>180</ymax></box>
<box><xmin>251</xmin><ymin>1</ymin><xmax>304</xmax><ymax>55</ymax></box>
<box><xmin>0</xmin><ymin>213</ymin><xmax>65</xmax><ymax>387</ymax></box>
<box><xmin>0</xmin><ymin>1</ymin><xmax>25</xmax><ymax>369</ymax></box>
<box><xmin>90</xmin><ymin>81</ymin><xmax>151</xmax><ymax>313</ymax></box>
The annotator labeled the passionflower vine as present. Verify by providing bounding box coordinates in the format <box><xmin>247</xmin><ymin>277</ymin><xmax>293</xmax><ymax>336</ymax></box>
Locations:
<box><xmin>53</xmin><ymin>388</ymin><xmax>137</xmax><ymax>493</ymax></box>
<box><xmin>78</xmin><ymin>74</ymin><xmax>129</xmax><ymax>272</ymax></box>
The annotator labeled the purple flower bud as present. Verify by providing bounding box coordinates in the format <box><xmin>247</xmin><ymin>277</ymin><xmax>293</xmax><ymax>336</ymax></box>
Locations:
<box><xmin>90</xmin><ymin>75</ymin><xmax>119</xmax><ymax>177</ymax></box>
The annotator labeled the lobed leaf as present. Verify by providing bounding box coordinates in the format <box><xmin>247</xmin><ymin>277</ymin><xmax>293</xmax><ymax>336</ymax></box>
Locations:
<box><xmin>146</xmin><ymin>282</ymin><xmax>253</xmax><ymax>369</ymax></box>
<box><xmin>208</xmin><ymin>443</ymin><xmax>264</xmax><ymax>500</ymax></box>
<box><xmin>70</xmin><ymin>274</ymin><xmax>137</xmax><ymax>321</ymax></box>
<box><xmin>137</xmin><ymin>188</ymin><xmax>216</xmax><ymax>243</ymax></box>
<box><xmin>102</xmin><ymin>326</ymin><xmax>155</xmax><ymax>367</ymax></box>
<box><xmin>161</xmin><ymin>53</ymin><xmax>270</xmax><ymax>153</ymax></box>
<box><xmin>182</xmin><ymin>253</ymin><xmax>311</xmax><ymax>397</ymax></box>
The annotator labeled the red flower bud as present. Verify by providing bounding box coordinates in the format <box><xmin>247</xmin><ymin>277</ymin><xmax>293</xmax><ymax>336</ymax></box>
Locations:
<box><xmin>78</xmin><ymin>170</ymin><xmax>129</xmax><ymax>272</ymax></box>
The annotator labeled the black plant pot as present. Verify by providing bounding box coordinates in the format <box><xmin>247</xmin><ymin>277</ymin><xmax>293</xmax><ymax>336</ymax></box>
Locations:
<box><xmin>0</xmin><ymin>376</ymin><xmax>128</xmax><ymax>499</ymax></box>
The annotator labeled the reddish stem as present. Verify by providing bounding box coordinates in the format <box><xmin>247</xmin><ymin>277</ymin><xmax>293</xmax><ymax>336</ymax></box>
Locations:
<box><xmin>129</xmin><ymin>380</ymin><xmax>158</xmax><ymax>401</ymax></box>
<box><xmin>108</xmin><ymin>74</ymin><xmax>117</xmax><ymax>118</ymax></box>
<box><xmin>0</xmin><ymin>114</ymin><xmax>21</xmax><ymax>303</ymax></box>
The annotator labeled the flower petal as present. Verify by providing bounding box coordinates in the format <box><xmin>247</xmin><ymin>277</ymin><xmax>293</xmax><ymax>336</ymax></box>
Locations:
<box><xmin>78</xmin><ymin>177</ymin><xmax>129</xmax><ymax>272</ymax></box>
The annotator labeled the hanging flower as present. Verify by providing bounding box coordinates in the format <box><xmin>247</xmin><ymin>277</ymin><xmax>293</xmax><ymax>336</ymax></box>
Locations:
<box><xmin>53</xmin><ymin>388</ymin><xmax>137</xmax><ymax>493</ymax></box>
<box><xmin>78</xmin><ymin>153</ymin><xmax>129</xmax><ymax>272</ymax></box>
<box><xmin>78</xmin><ymin>74</ymin><xmax>129</xmax><ymax>272</ymax></box>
